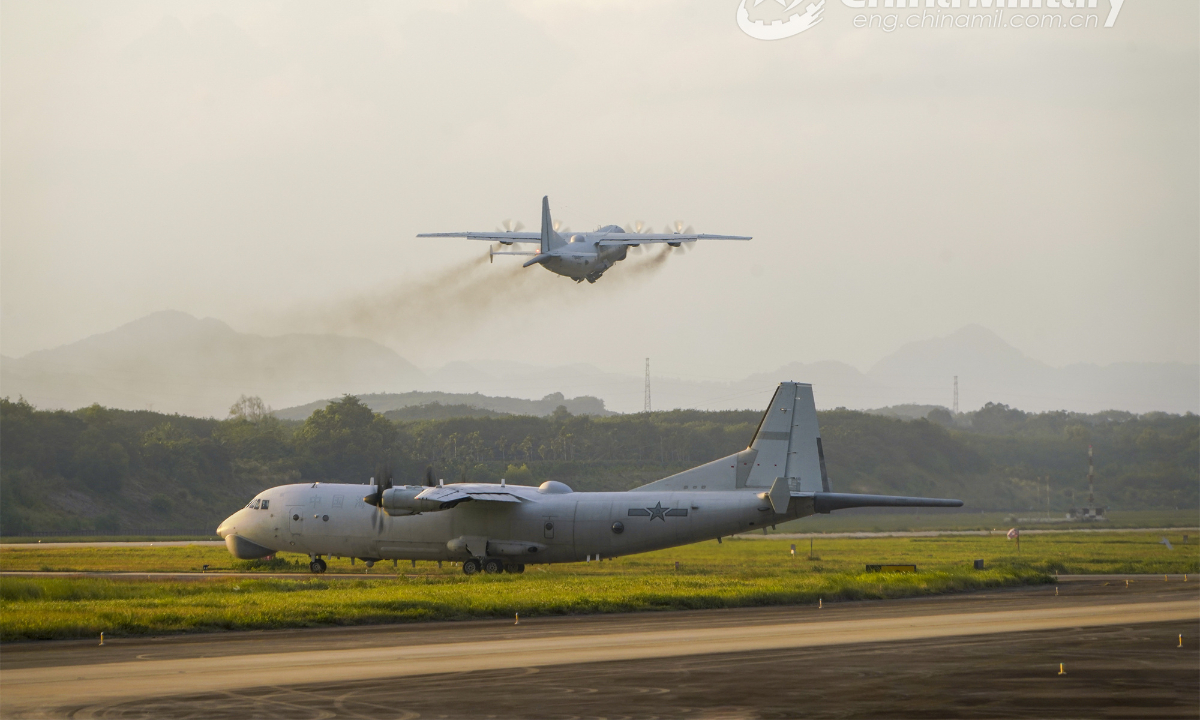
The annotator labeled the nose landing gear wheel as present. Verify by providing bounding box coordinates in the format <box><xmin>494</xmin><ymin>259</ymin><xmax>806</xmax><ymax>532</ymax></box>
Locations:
<box><xmin>482</xmin><ymin>558</ymin><xmax>505</xmax><ymax>574</ymax></box>
<box><xmin>462</xmin><ymin>558</ymin><xmax>482</xmax><ymax>575</ymax></box>
<box><xmin>309</xmin><ymin>560</ymin><xmax>325</xmax><ymax>574</ymax></box>
<box><xmin>315</xmin><ymin>558</ymin><xmax>327</xmax><ymax>573</ymax></box>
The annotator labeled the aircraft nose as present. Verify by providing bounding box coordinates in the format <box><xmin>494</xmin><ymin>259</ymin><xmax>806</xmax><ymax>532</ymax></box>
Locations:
<box><xmin>216</xmin><ymin>513</ymin><xmax>237</xmax><ymax>538</ymax></box>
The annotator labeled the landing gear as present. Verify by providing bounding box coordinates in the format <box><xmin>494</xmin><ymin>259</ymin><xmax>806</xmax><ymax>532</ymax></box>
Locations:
<box><xmin>462</xmin><ymin>558</ymin><xmax>482</xmax><ymax>575</ymax></box>
<box><xmin>308</xmin><ymin>558</ymin><xmax>327</xmax><ymax>574</ymax></box>
<box><xmin>483</xmin><ymin>558</ymin><xmax>505</xmax><ymax>574</ymax></box>
<box><xmin>504</xmin><ymin>563</ymin><xmax>526</xmax><ymax>574</ymax></box>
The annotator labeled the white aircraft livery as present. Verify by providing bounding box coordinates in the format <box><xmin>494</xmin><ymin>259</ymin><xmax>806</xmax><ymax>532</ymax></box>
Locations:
<box><xmin>217</xmin><ymin>383</ymin><xmax>963</xmax><ymax>575</ymax></box>
<box><xmin>418</xmin><ymin>196</ymin><xmax>751</xmax><ymax>284</ymax></box>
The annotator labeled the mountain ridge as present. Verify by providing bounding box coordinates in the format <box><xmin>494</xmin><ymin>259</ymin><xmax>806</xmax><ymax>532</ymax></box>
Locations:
<box><xmin>2</xmin><ymin>312</ymin><xmax>1195</xmax><ymax>417</ymax></box>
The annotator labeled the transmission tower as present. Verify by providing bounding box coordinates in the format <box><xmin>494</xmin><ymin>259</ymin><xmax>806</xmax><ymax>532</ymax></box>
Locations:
<box><xmin>644</xmin><ymin>358</ymin><xmax>651</xmax><ymax>413</ymax></box>
<box><xmin>1087</xmin><ymin>444</ymin><xmax>1095</xmax><ymax>508</ymax></box>
<box><xmin>952</xmin><ymin>376</ymin><xmax>959</xmax><ymax>414</ymax></box>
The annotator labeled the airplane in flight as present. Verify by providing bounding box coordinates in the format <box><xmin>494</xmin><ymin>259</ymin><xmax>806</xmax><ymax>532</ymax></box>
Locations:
<box><xmin>218</xmin><ymin>382</ymin><xmax>963</xmax><ymax>575</ymax></box>
<box><xmin>417</xmin><ymin>196</ymin><xmax>751</xmax><ymax>284</ymax></box>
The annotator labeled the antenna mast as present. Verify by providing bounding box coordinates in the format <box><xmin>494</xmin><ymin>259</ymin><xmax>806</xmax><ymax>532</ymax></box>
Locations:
<box><xmin>952</xmin><ymin>375</ymin><xmax>959</xmax><ymax>415</ymax></box>
<box><xmin>644</xmin><ymin>358</ymin><xmax>652</xmax><ymax>413</ymax></box>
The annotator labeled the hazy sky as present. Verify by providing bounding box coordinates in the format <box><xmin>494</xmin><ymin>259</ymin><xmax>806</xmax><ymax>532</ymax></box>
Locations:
<box><xmin>3</xmin><ymin>0</ymin><xmax>1197</xmax><ymax>383</ymax></box>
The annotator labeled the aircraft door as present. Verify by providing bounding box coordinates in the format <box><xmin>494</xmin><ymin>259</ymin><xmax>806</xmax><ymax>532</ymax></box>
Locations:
<box><xmin>307</xmin><ymin>494</ymin><xmax>326</xmax><ymax>537</ymax></box>
<box><xmin>286</xmin><ymin>490</ymin><xmax>306</xmax><ymax>536</ymax></box>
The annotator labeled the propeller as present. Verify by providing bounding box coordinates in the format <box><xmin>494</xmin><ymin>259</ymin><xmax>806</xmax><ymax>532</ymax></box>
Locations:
<box><xmin>664</xmin><ymin>221</ymin><xmax>694</xmax><ymax>253</ymax></box>
<box><xmin>553</xmin><ymin>220</ymin><xmax>570</xmax><ymax>234</ymax></box>
<box><xmin>623</xmin><ymin>220</ymin><xmax>651</xmax><ymax>254</ymax></box>
<box><xmin>424</xmin><ymin>466</ymin><xmax>437</xmax><ymax>488</ymax></box>
<box><xmin>363</xmin><ymin>462</ymin><xmax>394</xmax><ymax>506</ymax></box>
<box><xmin>498</xmin><ymin>219</ymin><xmax>525</xmax><ymax>233</ymax></box>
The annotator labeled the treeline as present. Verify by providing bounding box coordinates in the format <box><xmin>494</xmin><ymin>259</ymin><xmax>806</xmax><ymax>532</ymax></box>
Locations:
<box><xmin>0</xmin><ymin>395</ymin><xmax>1195</xmax><ymax>534</ymax></box>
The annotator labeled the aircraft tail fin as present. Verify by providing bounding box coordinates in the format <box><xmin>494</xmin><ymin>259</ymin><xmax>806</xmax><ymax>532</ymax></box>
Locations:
<box><xmin>540</xmin><ymin>196</ymin><xmax>566</xmax><ymax>253</ymax></box>
<box><xmin>632</xmin><ymin>381</ymin><xmax>829</xmax><ymax>493</ymax></box>
<box><xmin>748</xmin><ymin>382</ymin><xmax>830</xmax><ymax>493</ymax></box>
<box><xmin>632</xmin><ymin>381</ymin><xmax>963</xmax><ymax>513</ymax></box>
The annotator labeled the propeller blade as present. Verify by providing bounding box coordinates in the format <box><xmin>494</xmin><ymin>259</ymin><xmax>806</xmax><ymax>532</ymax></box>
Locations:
<box><xmin>425</xmin><ymin>466</ymin><xmax>437</xmax><ymax>488</ymax></box>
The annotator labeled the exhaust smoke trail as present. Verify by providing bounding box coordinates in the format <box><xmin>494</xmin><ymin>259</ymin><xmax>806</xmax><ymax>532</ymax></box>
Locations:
<box><xmin>281</xmin><ymin>243</ymin><xmax>680</xmax><ymax>352</ymax></box>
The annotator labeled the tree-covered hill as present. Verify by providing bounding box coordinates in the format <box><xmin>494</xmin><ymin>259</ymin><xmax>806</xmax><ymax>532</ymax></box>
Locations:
<box><xmin>1</xmin><ymin>395</ymin><xmax>1195</xmax><ymax>535</ymax></box>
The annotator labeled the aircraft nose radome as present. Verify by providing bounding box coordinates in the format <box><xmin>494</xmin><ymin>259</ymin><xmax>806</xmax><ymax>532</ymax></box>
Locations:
<box><xmin>216</xmin><ymin>516</ymin><xmax>235</xmax><ymax>538</ymax></box>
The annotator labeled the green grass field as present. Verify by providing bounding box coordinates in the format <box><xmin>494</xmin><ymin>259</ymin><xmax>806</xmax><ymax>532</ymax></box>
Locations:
<box><xmin>2</xmin><ymin>531</ymin><xmax>1197</xmax><ymax>642</ymax></box>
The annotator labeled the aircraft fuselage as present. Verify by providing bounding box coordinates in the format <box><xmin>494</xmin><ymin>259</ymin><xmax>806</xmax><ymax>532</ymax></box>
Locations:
<box><xmin>217</xmin><ymin>481</ymin><xmax>789</xmax><ymax>565</ymax></box>
<box><xmin>533</xmin><ymin>229</ymin><xmax>630</xmax><ymax>283</ymax></box>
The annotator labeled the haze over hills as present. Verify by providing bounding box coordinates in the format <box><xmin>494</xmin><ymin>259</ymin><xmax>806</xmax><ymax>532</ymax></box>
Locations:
<box><xmin>0</xmin><ymin>311</ymin><xmax>424</xmax><ymax>418</ymax></box>
<box><xmin>1</xmin><ymin>313</ymin><xmax>1195</xmax><ymax>418</ymax></box>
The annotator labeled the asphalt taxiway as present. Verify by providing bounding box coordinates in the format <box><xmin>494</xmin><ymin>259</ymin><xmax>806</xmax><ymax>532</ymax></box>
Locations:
<box><xmin>2</xmin><ymin>578</ymin><xmax>1196</xmax><ymax>719</ymax></box>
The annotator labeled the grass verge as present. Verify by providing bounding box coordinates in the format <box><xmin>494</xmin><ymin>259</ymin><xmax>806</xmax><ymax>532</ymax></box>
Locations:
<box><xmin>0</xmin><ymin>567</ymin><xmax>1044</xmax><ymax>642</ymax></box>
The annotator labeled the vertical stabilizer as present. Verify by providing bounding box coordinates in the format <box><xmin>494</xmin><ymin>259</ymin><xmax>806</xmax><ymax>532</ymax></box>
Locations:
<box><xmin>540</xmin><ymin>196</ymin><xmax>566</xmax><ymax>253</ymax></box>
<box><xmin>745</xmin><ymin>382</ymin><xmax>830</xmax><ymax>492</ymax></box>
<box><xmin>631</xmin><ymin>381</ymin><xmax>831</xmax><ymax>494</ymax></box>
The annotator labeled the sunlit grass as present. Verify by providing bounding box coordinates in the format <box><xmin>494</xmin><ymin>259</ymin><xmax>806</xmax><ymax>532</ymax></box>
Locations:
<box><xmin>2</xmin><ymin>531</ymin><xmax>1196</xmax><ymax>641</ymax></box>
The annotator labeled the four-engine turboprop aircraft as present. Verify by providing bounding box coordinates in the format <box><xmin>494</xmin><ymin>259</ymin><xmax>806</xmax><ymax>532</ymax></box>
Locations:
<box><xmin>217</xmin><ymin>383</ymin><xmax>963</xmax><ymax>575</ymax></box>
<box><xmin>417</xmin><ymin>196</ymin><xmax>751</xmax><ymax>283</ymax></box>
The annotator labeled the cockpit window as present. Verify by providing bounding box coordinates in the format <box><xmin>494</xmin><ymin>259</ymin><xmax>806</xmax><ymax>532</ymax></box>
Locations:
<box><xmin>260</xmin><ymin>499</ymin><xmax>269</xmax><ymax>510</ymax></box>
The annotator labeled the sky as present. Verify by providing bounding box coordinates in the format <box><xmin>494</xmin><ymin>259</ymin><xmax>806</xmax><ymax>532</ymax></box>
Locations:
<box><xmin>3</xmin><ymin>0</ymin><xmax>1197</xmax><ymax>385</ymax></box>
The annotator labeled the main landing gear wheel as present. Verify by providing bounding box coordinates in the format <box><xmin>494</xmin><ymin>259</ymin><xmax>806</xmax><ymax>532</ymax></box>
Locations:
<box><xmin>483</xmin><ymin>558</ymin><xmax>505</xmax><ymax>574</ymax></box>
<box><xmin>505</xmin><ymin>563</ymin><xmax>526</xmax><ymax>574</ymax></box>
<box><xmin>462</xmin><ymin>558</ymin><xmax>482</xmax><ymax>576</ymax></box>
<box><xmin>309</xmin><ymin>559</ymin><xmax>327</xmax><ymax>574</ymax></box>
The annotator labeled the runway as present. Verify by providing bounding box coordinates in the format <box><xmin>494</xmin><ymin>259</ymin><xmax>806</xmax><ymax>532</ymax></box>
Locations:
<box><xmin>2</xmin><ymin>579</ymin><xmax>1196</xmax><ymax>718</ymax></box>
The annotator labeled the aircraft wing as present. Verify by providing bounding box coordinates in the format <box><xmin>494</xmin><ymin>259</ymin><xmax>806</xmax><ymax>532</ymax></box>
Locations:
<box><xmin>416</xmin><ymin>485</ymin><xmax>524</xmax><ymax>505</ymax></box>
<box><xmin>596</xmin><ymin>233</ymin><xmax>751</xmax><ymax>245</ymax></box>
<box><xmin>417</xmin><ymin>232</ymin><xmax>541</xmax><ymax>243</ymax></box>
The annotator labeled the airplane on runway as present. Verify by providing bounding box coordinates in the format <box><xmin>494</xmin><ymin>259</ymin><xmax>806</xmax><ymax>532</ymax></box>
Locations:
<box><xmin>217</xmin><ymin>382</ymin><xmax>963</xmax><ymax>575</ymax></box>
<box><xmin>417</xmin><ymin>196</ymin><xmax>751</xmax><ymax>284</ymax></box>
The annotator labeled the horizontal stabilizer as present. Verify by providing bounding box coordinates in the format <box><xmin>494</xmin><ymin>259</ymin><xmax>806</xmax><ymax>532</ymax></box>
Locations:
<box><xmin>800</xmin><ymin>492</ymin><xmax>963</xmax><ymax>514</ymax></box>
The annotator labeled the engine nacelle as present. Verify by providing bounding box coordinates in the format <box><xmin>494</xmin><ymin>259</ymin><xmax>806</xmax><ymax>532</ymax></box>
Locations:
<box><xmin>381</xmin><ymin>486</ymin><xmax>459</xmax><ymax>516</ymax></box>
